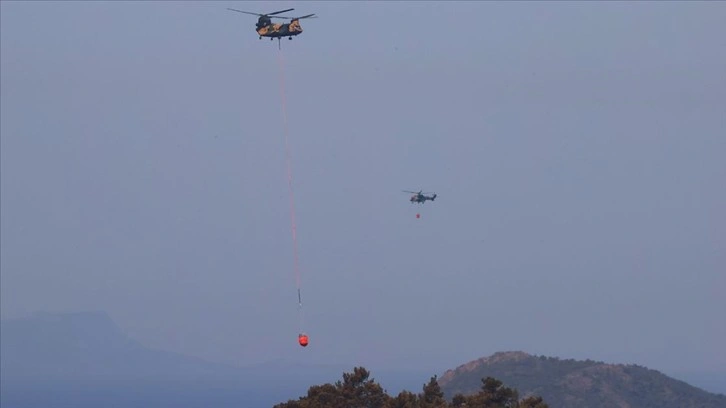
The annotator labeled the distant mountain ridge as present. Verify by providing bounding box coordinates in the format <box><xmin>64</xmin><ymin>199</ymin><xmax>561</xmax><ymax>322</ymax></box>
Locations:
<box><xmin>0</xmin><ymin>311</ymin><xmax>427</xmax><ymax>408</ymax></box>
<box><xmin>1</xmin><ymin>311</ymin><xmax>242</xmax><ymax>385</ymax></box>
<box><xmin>437</xmin><ymin>351</ymin><xmax>726</xmax><ymax>408</ymax></box>
<box><xmin>3</xmin><ymin>313</ymin><xmax>725</xmax><ymax>408</ymax></box>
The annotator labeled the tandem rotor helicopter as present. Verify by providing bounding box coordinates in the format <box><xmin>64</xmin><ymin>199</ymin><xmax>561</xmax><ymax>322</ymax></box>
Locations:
<box><xmin>403</xmin><ymin>190</ymin><xmax>437</xmax><ymax>204</ymax></box>
<box><xmin>227</xmin><ymin>7</ymin><xmax>317</xmax><ymax>48</ymax></box>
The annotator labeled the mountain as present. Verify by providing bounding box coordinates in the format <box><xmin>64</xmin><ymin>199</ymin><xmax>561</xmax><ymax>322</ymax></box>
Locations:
<box><xmin>0</xmin><ymin>311</ymin><xmax>242</xmax><ymax>384</ymax></box>
<box><xmin>0</xmin><ymin>311</ymin><xmax>347</xmax><ymax>408</ymax></box>
<box><xmin>437</xmin><ymin>351</ymin><xmax>726</xmax><ymax>408</ymax></box>
<box><xmin>7</xmin><ymin>313</ymin><xmax>721</xmax><ymax>408</ymax></box>
<box><xmin>669</xmin><ymin>371</ymin><xmax>726</xmax><ymax>396</ymax></box>
<box><xmin>0</xmin><ymin>311</ymin><xmax>431</xmax><ymax>408</ymax></box>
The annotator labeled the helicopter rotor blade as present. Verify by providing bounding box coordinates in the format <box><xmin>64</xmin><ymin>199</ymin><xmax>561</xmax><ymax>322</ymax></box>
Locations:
<box><xmin>267</xmin><ymin>8</ymin><xmax>295</xmax><ymax>16</ymax></box>
<box><xmin>402</xmin><ymin>190</ymin><xmax>419</xmax><ymax>194</ymax></box>
<box><xmin>227</xmin><ymin>8</ymin><xmax>264</xmax><ymax>16</ymax></box>
<box><xmin>226</xmin><ymin>8</ymin><xmax>295</xmax><ymax>18</ymax></box>
<box><xmin>274</xmin><ymin>14</ymin><xmax>318</xmax><ymax>20</ymax></box>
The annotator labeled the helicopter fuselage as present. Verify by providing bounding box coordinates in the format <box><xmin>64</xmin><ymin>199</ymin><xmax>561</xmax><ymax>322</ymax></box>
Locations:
<box><xmin>227</xmin><ymin>7</ymin><xmax>314</xmax><ymax>42</ymax></box>
<box><xmin>257</xmin><ymin>20</ymin><xmax>304</xmax><ymax>38</ymax></box>
<box><xmin>410</xmin><ymin>194</ymin><xmax>435</xmax><ymax>203</ymax></box>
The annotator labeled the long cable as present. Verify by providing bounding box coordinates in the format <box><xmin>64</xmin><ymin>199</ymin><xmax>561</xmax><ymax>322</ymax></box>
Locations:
<box><xmin>277</xmin><ymin>48</ymin><xmax>305</xmax><ymax>334</ymax></box>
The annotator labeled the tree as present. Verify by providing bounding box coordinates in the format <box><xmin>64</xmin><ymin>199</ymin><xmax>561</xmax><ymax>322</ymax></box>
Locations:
<box><xmin>305</xmin><ymin>383</ymin><xmax>346</xmax><ymax>407</ymax></box>
<box><xmin>421</xmin><ymin>375</ymin><xmax>447</xmax><ymax>407</ymax></box>
<box><xmin>274</xmin><ymin>367</ymin><xmax>549</xmax><ymax>408</ymax></box>
<box><xmin>479</xmin><ymin>376</ymin><xmax>519</xmax><ymax>406</ymax></box>
<box><xmin>518</xmin><ymin>396</ymin><xmax>549</xmax><ymax>408</ymax></box>
<box><xmin>451</xmin><ymin>394</ymin><xmax>467</xmax><ymax>407</ymax></box>
<box><xmin>337</xmin><ymin>366</ymin><xmax>389</xmax><ymax>407</ymax></box>
<box><xmin>448</xmin><ymin>377</ymin><xmax>543</xmax><ymax>408</ymax></box>
<box><xmin>386</xmin><ymin>390</ymin><xmax>419</xmax><ymax>408</ymax></box>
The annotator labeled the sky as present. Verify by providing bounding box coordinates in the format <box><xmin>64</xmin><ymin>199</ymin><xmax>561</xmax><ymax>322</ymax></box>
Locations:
<box><xmin>1</xmin><ymin>0</ymin><xmax>725</xmax><ymax>377</ymax></box>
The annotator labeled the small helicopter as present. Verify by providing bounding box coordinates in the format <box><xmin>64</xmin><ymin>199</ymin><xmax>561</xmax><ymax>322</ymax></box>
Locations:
<box><xmin>403</xmin><ymin>190</ymin><xmax>437</xmax><ymax>204</ymax></box>
<box><xmin>227</xmin><ymin>8</ymin><xmax>317</xmax><ymax>48</ymax></box>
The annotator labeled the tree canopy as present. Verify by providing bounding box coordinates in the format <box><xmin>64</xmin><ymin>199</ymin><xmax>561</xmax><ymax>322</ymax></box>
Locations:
<box><xmin>274</xmin><ymin>367</ymin><xmax>548</xmax><ymax>408</ymax></box>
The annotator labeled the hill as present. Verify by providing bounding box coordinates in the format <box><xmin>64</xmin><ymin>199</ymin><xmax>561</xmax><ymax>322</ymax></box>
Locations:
<box><xmin>437</xmin><ymin>351</ymin><xmax>726</xmax><ymax>408</ymax></box>
<box><xmin>0</xmin><ymin>311</ymin><xmax>242</xmax><ymax>383</ymax></box>
<box><xmin>4</xmin><ymin>314</ymin><xmax>722</xmax><ymax>408</ymax></box>
<box><xmin>0</xmin><ymin>311</ymin><xmax>356</xmax><ymax>407</ymax></box>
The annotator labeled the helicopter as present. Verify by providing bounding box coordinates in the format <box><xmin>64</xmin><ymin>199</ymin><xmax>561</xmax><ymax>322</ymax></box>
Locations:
<box><xmin>227</xmin><ymin>8</ymin><xmax>317</xmax><ymax>48</ymax></box>
<box><xmin>403</xmin><ymin>190</ymin><xmax>437</xmax><ymax>204</ymax></box>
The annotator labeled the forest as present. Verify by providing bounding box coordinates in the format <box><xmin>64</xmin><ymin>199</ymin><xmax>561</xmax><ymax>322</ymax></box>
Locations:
<box><xmin>273</xmin><ymin>366</ymin><xmax>548</xmax><ymax>408</ymax></box>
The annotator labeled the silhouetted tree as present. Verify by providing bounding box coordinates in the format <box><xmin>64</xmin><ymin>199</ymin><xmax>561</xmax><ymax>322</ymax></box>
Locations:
<box><xmin>451</xmin><ymin>394</ymin><xmax>467</xmax><ymax>407</ymax></box>
<box><xmin>419</xmin><ymin>375</ymin><xmax>447</xmax><ymax>407</ymax></box>
<box><xmin>386</xmin><ymin>390</ymin><xmax>419</xmax><ymax>408</ymax></box>
<box><xmin>451</xmin><ymin>377</ymin><xmax>521</xmax><ymax>407</ymax></box>
<box><xmin>480</xmin><ymin>377</ymin><xmax>519</xmax><ymax>406</ymax></box>
<box><xmin>305</xmin><ymin>383</ymin><xmax>346</xmax><ymax>407</ymax></box>
<box><xmin>274</xmin><ymin>367</ymin><xmax>549</xmax><ymax>408</ymax></box>
<box><xmin>274</xmin><ymin>367</ymin><xmax>389</xmax><ymax>408</ymax></box>
<box><xmin>336</xmin><ymin>366</ymin><xmax>389</xmax><ymax>407</ymax></box>
<box><xmin>518</xmin><ymin>395</ymin><xmax>549</xmax><ymax>408</ymax></box>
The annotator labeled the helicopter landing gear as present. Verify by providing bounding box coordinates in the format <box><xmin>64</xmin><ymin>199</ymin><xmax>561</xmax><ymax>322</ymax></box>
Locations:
<box><xmin>259</xmin><ymin>36</ymin><xmax>262</xmax><ymax>40</ymax></box>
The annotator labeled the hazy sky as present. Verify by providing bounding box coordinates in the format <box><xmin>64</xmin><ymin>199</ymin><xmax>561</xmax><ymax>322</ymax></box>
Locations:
<box><xmin>2</xmin><ymin>1</ymin><xmax>724</xmax><ymax>376</ymax></box>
